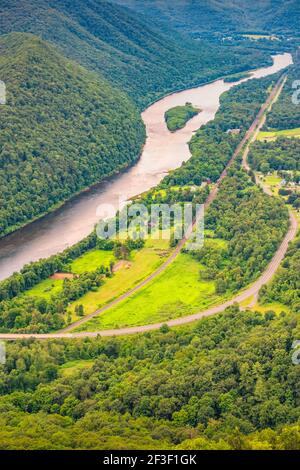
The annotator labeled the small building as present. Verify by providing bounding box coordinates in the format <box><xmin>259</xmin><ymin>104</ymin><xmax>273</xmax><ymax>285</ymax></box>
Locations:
<box><xmin>226</xmin><ymin>128</ymin><xmax>241</xmax><ymax>135</ymax></box>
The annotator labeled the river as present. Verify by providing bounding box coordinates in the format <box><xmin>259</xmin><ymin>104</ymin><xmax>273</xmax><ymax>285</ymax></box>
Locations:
<box><xmin>0</xmin><ymin>53</ymin><xmax>292</xmax><ymax>280</ymax></box>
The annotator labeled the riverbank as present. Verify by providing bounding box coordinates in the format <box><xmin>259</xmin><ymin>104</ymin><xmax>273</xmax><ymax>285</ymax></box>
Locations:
<box><xmin>0</xmin><ymin>64</ymin><xmax>297</xmax><ymax>339</ymax></box>
<box><xmin>0</xmin><ymin>53</ymin><xmax>293</xmax><ymax>280</ymax></box>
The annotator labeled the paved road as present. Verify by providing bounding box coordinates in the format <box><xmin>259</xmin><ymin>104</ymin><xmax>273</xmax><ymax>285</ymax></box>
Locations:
<box><xmin>59</xmin><ymin>74</ymin><xmax>289</xmax><ymax>334</ymax></box>
<box><xmin>0</xmin><ymin>75</ymin><xmax>297</xmax><ymax>341</ymax></box>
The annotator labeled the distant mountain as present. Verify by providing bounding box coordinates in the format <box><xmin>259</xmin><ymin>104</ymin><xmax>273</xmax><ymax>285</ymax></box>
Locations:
<box><xmin>0</xmin><ymin>32</ymin><xmax>145</xmax><ymax>236</ymax></box>
<box><xmin>112</xmin><ymin>0</ymin><xmax>300</xmax><ymax>35</ymax></box>
<box><xmin>269</xmin><ymin>0</ymin><xmax>300</xmax><ymax>34</ymax></box>
<box><xmin>0</xmin><ymin>0</ymin><xmax>271</xmax><ymax>107</ymax></box>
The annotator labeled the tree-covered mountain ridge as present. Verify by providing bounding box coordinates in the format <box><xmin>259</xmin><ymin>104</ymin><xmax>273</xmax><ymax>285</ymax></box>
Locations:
<box><xmin>0</xmin><ymin>0</ymin><xmax>272</xmax><ymax>107</ymax></box>
<box><xmin>113</xmin><ymin>0</ymin><xmax>300</xmax><ymax>35</ymax></box>
<box><xmin>0</xmin><ymin>32</ymin><xmax>145</xmax><ymax>237</ymax></box>
<box><xmin>0</xmin><ymin>0</ymin><xmax>272</xmax><ymax>238</ymax></box>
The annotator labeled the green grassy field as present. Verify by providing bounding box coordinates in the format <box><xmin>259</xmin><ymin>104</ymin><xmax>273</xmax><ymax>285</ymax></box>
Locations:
<box><xmin>257</xmin><ymin>128</ymin><xmax>300</xmax><ymax>141</ymax></box>
<box><xmin>264</xmin><ymin>174</ymin><xmax>282</xmax><ymax>185</ymax></box>
<box><xmin>257</xmin><ymin>172</ymin><xmax>282</xmax><ymax>196</ymax></box>
<box><xmin>23</xmin><ymin>249</ymin><xmax>115</xmax><ymax>300</ymax></box>
<box><xmin>73</xmin><ymin>252</ymin><xmax>229</xmax><ymax>332</ymax></box>
<box><xmin>21</xmin><ymin>235</ymin><xmax>172</xmax><ymax>324</ymax></box>
<box><xmin>68</xmin><ymin>237</ymin><xmax>171</xmax><ymax>320</ymax></box>
<box><xmin>23</xmin><ymin>278</ymin><xmax>64</xmax><ymax>300</ymax></box>
<box><xmin>239</xmin><ymin>295</ymin><xmax>290</xmax><ymax>315</ymax></box>
<box><xmin>251</xmin><ymin>302</ymin><xmax>290</xmax><ymax>315</ymax></box>
<box><xmin>71</xmin><ymin>249</ymin><xmax>115</xmax><ymax>274</ymax></box>
<box><xmin>147</xmin><ymin>185</ymin><xmax>200</xmax><ymax>200</ymax></box>
<box><xmin>205</xmin><ymin>236</ymin><xmax>228</xmax><ymax>249</ymax></box>
<box><xmin>59</xmin><ymin>359</ymin><xmax>95</xmax><ymax>377</ymax></box>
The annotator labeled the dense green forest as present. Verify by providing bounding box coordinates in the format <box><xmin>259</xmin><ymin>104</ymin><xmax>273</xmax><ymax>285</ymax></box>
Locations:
<box><xmin>194</xmin><ymin>167</ymin><xmax>288</xmax><ymax>293</ymax></box>
<box><xmin>164</xmin><ymin>74</ymin><xmax>278</xmax><ymax>186</ymax></box>
<box><xmin>165</xmin><ymin>104</ymin><xmax>199</xmax><ymax>132</ymax></box>
<box><xmin>260</xmin><ymin>235</ymin><xmax>300</xmax><ymax>312</ymax></box>
<box><xmin>113</xmin><ymin>0</ymin><xmax>300</xmax><ymax>35</ymax></box>
<box><xmin>0</xmin><ymin>0</ymin><xmax>274</xmax><ymax>238</ymax></box>
<box><xmin>0</xmin><ymin>0</ymin><xmax>272</xmax><ymax>108</ymax></box>
<box><xmin>249</xmin><ymin>59</ymin><xmax>300</xmax><ymax>311</ymax></box>
<box><xmin>264</xmin><ymin>60</ymin><xmax>300</xmax><ymax>130</ymax></box>
<box><xmin>249</xmin><ymin>138</ymin><xmax>300</xmax><ymax>173</ymax></box>
<box><xmin>0</xmin><ymin>33</ymin><xmax>145</xmax><ymax>237</ymax></box>
<box><xmin>0</xmin><ymin>305</ymin><xmax>299</xmax><ymax>449</ymax></box>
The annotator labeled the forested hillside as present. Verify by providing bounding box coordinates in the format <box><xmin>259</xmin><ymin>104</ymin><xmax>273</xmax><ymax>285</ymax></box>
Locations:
<box><xmin>113</xmin><ymin>0</ymin><xmax>300</xmax><ymax>35</ymax></box>
<box><xmin>0</xmin><ymin>0</ymin><xmax>271</xmax><ymax>107</ymax></box>
<box><xmin>0</xmin><ymin>33</ymin><xmax>145</xmax><ymax>237</ymax></box>
<box><xmin>0</xmin><ymin>0</ymin><xmax>274</xmax><ymax>237</ymax></box>
<box><xmin>0</xmin><ymin>306</ymin><xmax>299</xmax><ymax>449</ymax></box>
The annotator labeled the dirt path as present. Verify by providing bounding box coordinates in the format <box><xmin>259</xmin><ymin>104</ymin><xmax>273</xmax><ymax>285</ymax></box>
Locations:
<box><xmin>0</xmin><ymin>74</ymin><xmax>297</xmax><ymax>341</ymax></box>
